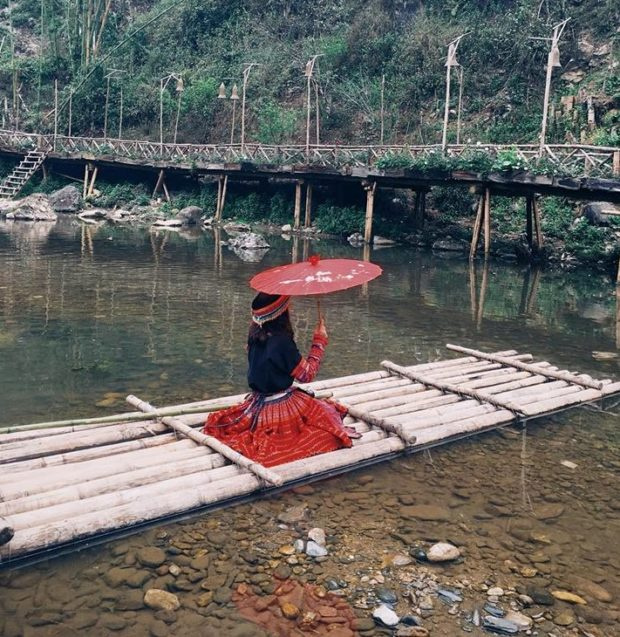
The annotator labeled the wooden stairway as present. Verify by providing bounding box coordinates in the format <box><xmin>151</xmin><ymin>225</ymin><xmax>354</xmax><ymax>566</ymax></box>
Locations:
<box><xmin>0</xmin><ymin>150</ymin><xmax>47</xmax><ymax>199</ymax></box>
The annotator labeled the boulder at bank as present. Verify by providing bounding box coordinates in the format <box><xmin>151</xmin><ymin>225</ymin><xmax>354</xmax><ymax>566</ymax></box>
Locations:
<box><xmin>175</xmin><ymin>206</ymin><xmax>202</xmax><ymax>225</ymax></box>
<box><xmin>49</xmin><ymin>185</ymin><xmax>82</xmax><ymax>213</ymax></box>
<box><xmin>228</xmin><ymin>232</ymin><xmax>270</xmax><ymax>250</ymax></box>
<box><xmin>582</xmin><ymin>201</ymin><xmax>620</xmax><ymax>226</ymax></box>
<box><xmin>4</xmin><ymin>194</ymin><xmax>58</xmax><ymax>221</ymax></box>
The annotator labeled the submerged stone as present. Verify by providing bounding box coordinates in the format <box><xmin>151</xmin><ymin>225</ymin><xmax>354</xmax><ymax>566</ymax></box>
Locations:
<box><xmin>482</xmin><ymin>615</ymin><xmax>519</xmax><ymax>634</ymax></box>
<box><xmin>372</xmin><ymin>604</ymin><xmax>399</xmax><ymax>627</ymax></box>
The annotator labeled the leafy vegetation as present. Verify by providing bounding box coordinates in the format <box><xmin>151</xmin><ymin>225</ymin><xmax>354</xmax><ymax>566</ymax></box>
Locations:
<box><xmin>0</xmin><ymin>0</ymin><xmax>616</xmax><ymax>149</ymax></box>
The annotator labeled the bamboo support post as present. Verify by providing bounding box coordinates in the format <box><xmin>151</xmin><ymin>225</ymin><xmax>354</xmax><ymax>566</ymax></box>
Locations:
<box><xmin>304</xmin><ymin>183</ymin><xmax>313</xmax><ymax>228</ymax></box>
<box><xmin>469</xmin><ymin>193</ymin><xmax>484</xmax><ymax>259</ymax></box>
<box><xmin>532</xmin><ymin>196</ymin><xmax>543</xmax><ymax>249</ymax></box>
<box><xmin>526</xmin><ymin>195</ymin><xmax>533</xmax><ymax>248</ymax></box>
<box><xmin>343</xmin><ymin>404</ymin><xmax>416</xmax><ymax>444</ymax></box>
<box><xmin>82</xmin><ymin>163</ymin><xmax>90</xmax><ymax>199</ymax></box>
<box><xmin>363</xmin><ymin>181</ymin><xmax>377</xmax><ymax>244</ymax></box>
<box><xmin>445</xmin><ymin>344</ymin><xmax>605</xmax><ymax>390</ymax></box>
<box><xmin>220</xmin><ymin>175</ymin><xmax>228</xmax><ymax>215</ymax></box>
<box><xmin>152</xmin><ymin>169</ymin><xmax>165</xmax><ymax>198</ymax></box>
<box><xmin>381</xmin><ymin>360</ymin><xmax>526</xmax><ymax>415</ymax></box>
<box><xmin>87</xmin><ymin>165</ymin><xmax>98</xmax><ymax>196</ymax></box>
<box><xmin>294</xmin><ymin>181</ymin><xmax>303</xmax><ymax>230</ymax></box>
<box><xmin>126</xmin><ymin>395</ymin><xmax>283</xmax><ymax>487</ymax></box>
<box><xmin>483</xmin><ymin>187</ymin><xmax>491</xmax><ymax>257</ymax></box>
<box><xmin>613</xmin><ymin>150</ymin><xmax>619</xmax><ymax>177</ymax></box>
<box><xmin>215</xmin><ymin>176</ymin><xmax>223</xmax><ymax>221</ymax></box>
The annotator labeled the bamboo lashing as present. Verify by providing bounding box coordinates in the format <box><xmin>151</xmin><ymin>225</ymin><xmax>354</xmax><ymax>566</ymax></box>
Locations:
<box><xmin>381</xmin><ymin>360</ymin><xmax>527</xmax><ymax>415</ymax></box>
<box><xmin>126</xmin><ymin>395</ymin><xmax>283</xmax><ymax>487</ymax></box>
<box><xmin>446</xmin><ymin>344</ymin><xmax>605</xmax><ymax>390</ymax></box>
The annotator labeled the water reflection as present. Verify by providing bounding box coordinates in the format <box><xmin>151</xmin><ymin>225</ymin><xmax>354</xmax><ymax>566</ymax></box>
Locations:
<box><xmin>0</xmin><ymin>219</ymin><xmax>618</xmax><ymax>428</ymax></box>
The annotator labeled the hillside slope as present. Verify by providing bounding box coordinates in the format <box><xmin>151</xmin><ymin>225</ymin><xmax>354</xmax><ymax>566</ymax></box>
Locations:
<box><xmin>0</xmin><ymin>0</ymin><xmax>617</xmax><ymax>147</ymax></box>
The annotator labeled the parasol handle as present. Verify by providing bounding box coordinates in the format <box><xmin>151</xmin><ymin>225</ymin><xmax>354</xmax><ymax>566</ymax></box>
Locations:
<box><xmin>316</xmin><ymin>297</ymin><xmax>322</xmax><ymax>321</ymax></box>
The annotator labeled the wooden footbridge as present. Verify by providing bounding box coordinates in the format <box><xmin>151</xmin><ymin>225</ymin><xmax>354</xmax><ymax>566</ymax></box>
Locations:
<box><xmin>0</xmin><ymin>129</ymin><xmax>619</xmax><ymax>249</ymax></box>
<box><xmin>1</xmin><ymin>344</ymin><xmax>618</xmax><ymax>569</ymax></box>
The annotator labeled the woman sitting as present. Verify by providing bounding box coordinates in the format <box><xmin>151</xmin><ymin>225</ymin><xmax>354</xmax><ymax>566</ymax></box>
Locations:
<box><xmin>204</xmin><ymin>293</ymin><xmax>354</xmax><ymax>467</ymax></box>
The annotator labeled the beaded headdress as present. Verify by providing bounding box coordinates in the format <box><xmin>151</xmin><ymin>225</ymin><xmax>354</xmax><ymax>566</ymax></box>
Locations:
<box><xmin>251</xmin><ymin>294</ymin><xmax>291</xmax><ymax>326</ymax></box>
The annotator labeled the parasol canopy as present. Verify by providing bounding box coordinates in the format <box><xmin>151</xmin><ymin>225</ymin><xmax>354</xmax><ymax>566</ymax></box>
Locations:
<box><xmin>250</xmin><ymin>255</ymin><xmax>382</xmax><ymax>296</ymax></box>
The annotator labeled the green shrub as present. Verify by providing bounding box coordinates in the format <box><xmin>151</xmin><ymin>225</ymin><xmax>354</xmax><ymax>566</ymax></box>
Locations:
<box><xmin>314</xmin><ymin>203</ymin><xmax>365</xmax><ymax>235</ymax></box>
<box><xmin>491</xmin><ymin>148</ymin><xmax>529</xmax><ymax>172</ymax></box>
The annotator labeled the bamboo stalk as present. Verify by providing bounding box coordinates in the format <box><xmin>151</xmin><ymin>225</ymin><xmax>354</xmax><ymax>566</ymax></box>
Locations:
<box><xmin>344</xmin><ymin>405</ymin><xmax>416</xmax><ymax>444</ymax></box>
<box><xmin>446</xmin><ymin>344</ymin><xmax>605</xmax><ymax>390</ymax></box>
<box><xmin>126</xmin><ymin>395</ymin><xmax>283</xmax><ymax>487</ymax></box>
<box><xmin>1</xmin><ymin>437</ymin><xmax>405</xmax><ymax>558</ymax></box>
<box><xmin>382</xmin><ymin>360</ymin><xmax>526</xmax><ymax>415</ymax></box>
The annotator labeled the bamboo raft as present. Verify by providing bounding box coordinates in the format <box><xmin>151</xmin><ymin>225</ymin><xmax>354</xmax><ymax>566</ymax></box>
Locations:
<box><xmin>1</xmin><ymin>344</ymin><xmax>619</xmax><ymax>569</ymax></box>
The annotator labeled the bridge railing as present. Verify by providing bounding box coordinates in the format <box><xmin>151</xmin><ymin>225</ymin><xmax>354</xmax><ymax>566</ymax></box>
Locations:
<box><xmin>0</xmin><ymin>129</ymin><xmax>617</xmax><ymax>178</ymax></box>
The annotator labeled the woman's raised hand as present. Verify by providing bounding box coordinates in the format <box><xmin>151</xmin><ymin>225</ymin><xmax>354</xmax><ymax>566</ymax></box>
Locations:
<box><xmin>315</xmin><ymin>316</ymin><xmax>328</xmax><ymax>340</ymax></box>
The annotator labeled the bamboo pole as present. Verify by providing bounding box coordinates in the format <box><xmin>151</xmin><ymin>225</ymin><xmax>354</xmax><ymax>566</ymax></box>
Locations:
<box><xmin>0</xmin><ymin>401</ymin><xmax>236</xmax><ymax>436</ymax></box>
<box><xmin>152</xmin><ymin>169</ymin><xmax>165</xmax><ymax>197</ymax></box>
<box><xmin>483</xmin><ymin>188</ymin><xmax>491</xmax><ymax>257</ymax></box>
<box><xmin>445</xmin><ymin>344</ymin><xmax>605</xmax><ymax>390</ymax></box>
<box><xmin>82</xmin><ymin>163</ymin><xmax>89</xmax><ymax>199</ymax></box>
<box><xmin>126</xmin><ymin>395</ymin><xmax>283</xmax><ymax>487</ymax></box>
<box><xmin>294</xmin><ymin>181</ymin><xmax>303</xmax><ymax>230</ymax></box>
<box><xmin>469</xmin><ymin>194</ymin><xmax>484</xmax><ymax>259</ymax></box>
<box><xmin>304</xmin><ymin>183</ymin><xmax>313</xmax><ymax>228</ymax></box>
<box><xmin>344</xmin><ymin>405</ymin><xmax>415</xmax><ymax>444</ymax></box>
<box><xmin>0</xmin><ymin>437</ymin><xmax>405</xmax><ymax>559</ymax></box>
<box><xmin>382</xmin><ymin>360</ymin><xmax>526</xmax><ymax>415</ymax></box>
<box><xmin>532</xmin><ymin>196</ymin><xmax>543</xmax><ymax>249</ymax></box>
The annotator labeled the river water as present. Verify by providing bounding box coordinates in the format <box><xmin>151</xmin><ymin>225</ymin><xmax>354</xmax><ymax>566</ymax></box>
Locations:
<box><xmin>0</xmin><ymin>218</ymin><xmax>618</xmax><ymax>636</ymax></box>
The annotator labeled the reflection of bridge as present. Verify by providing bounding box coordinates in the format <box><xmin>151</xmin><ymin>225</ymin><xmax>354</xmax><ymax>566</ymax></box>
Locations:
<box><xmin>0</xmin><ymin>129</ymin><xmax>619</xmax><ymax>248</ymax></box>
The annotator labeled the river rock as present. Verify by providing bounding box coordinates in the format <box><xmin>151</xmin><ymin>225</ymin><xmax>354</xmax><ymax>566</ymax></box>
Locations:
<box><xmin>396</xmin><ymin>628</ymin><xmax>429</xmax><ymax>637</ymax></box>
<box><xmin>228</xmin><ymin>232</ymin><xmax>269</xmax><ymax>250</ymax></box>
<box><xmin>375</xmin><ymin>587</ymin><xmax>398</xmax><ymax>604</ymax></box>
<box><xmin>278</xmin><ymin>505</ymin><xmax>307</xmax><ymax>524</ymax></box>
<box><xmin>308</xmin><ymin>527</ymin><xmax>326</xmax><ymax>547</ymax></box>
<box><xmin>144</xmin><ymin>589</ymin><xmax>180</xmax><ymax>612</ymax></box>
<box><xmin>534</xmin><ymin>504</ymin><xmax>565</xmax><ymax>520</ymax></box>
<box><xmin>482</xmin><ymin>615</ymin><xmax>519</xmax><ymax>634</ymax></box>
<box><xmin>79</xmin><ymin>207</ymin><xmax>107</xmax><ymax>219</ymax></box>
<box><xmin>5</xmin><ymin>194</ymin><xmax>57</xmax><ymax>221</ymax></box>
<box><xmin>372</xmin><ymin>604</ymin><xmax>399</xmax><ymax>627</ymax></box>
<box><xmin>49</xmin><ymin>185</ymin><xmax>81</xmax><ymax>212</ymax></box>
<box><xmin>562</xmin><ymin>575</ymin><xmax>613</xmax><ymax>602</ymax></box>
<box><xmin>432</xmin><ymin>237</ymin><xmax>467</xmax><ymax>252</ymax></box>
<box><xmin>551</xmin><ymin>590</ymin><xmax>587</xmax><ymax>604</ymax></box>
<box><xmin>373</xmin><ymin>235</ymin><xmax>396</xmax><ymax>246</ymax></box>
<box><xmin>152</xmin><ymin>218</ymin><xmax>183</xmax><ymax>227</ymax></box>
<box><xmin>401</xmin><ymin>505</ymin><xmax>451</xmax><ymax>521</ymax></box>
<box><xmin>347</xmin><ymin>232</ymin><xmax>364</xmax><ymax>246</ymax></box>
<box><xmin>503</xmin><ymin>610</ymin><xmax>533</xmax><ymax>630</ymax></box>
<box><xmin>176</xmin><ymin>206</ymin><xmax>202</xmax><ymax>225</ymax></box>
<box><xmin>137</xmin><ymin>547</ymin><xmax>166</xmax><ymax>568</ymax></box>
<box><xmin>427</xmin><ymin>542</ymin><xmax>460</xmax><ymax>562</ymax></box>
<box><xmin>527</xmin><ymin>586</ymin><xmax>555</xmax><ymax>605</ymax></box>
<box><xmin>553</xmin><ymin>610</ymin><xmax>575</xmax><ymax>626</ymax></box>
<box><xmin>306</xmin><ymin>541</ymin><xmax>328</xmax><ymax>557</ymax></box>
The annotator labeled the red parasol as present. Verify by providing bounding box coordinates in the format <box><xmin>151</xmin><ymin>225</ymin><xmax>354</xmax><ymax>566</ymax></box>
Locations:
<box><xmin>250</xmin><ymin>255</ymin><xmax>382</xmax><ymax>296</ymax></box>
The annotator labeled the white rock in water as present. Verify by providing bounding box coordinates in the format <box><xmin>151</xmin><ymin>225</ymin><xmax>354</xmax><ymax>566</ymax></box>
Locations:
<box><xmin>305</xmin><ymin>540</ymin><xmax>328</xmax><ymax>557</ymax></box>
<box><xmin>227</xmin><ymin>232</ymin><xmax>270</xmax><ymax>250</ymax></box>
<box><xmin>503</xmin><ymin>610</ymin><xmax>533</xmax><ymax>630</ymax></box>
<box><xmin>294</xmin><ymin>539</ymin><xmax>305</xmax><ymax>553</ymax></box>
<box><xmin>152</xmin><ymin>218</ymin><xmax>183</xmax><ymax>227</ymax></box>
<box><xmin>372</xmin><ymin>604</ymin><xmax>399</xmax><ymax>627</ymax></box>
<box><xmin>144</xmin><ymin>589</ymin><xmax>180</xmax><ymax>611</ymax></box>
<box><xmin>487</xmin><ymin>587</ymin><xmax>504</xmax><ymax>597</ymax></box>
<box><xmin>560</xmin><ymin>460</ymin><xmax>578</xmax><ymax>470</ymax></box>
<box><xmin>427</xmin><ymin>542</ymin><xmax>461</xmax><ymax>562</ymax></box>
<box><xmin>281</xmin><ymin>224</ymin><xmax>292</xmax><ymax>232</ymax></box>
<box><xmin>308</xmin><ymin>527</ymin><xmax>326</xmax><ymax>547</ymax></box>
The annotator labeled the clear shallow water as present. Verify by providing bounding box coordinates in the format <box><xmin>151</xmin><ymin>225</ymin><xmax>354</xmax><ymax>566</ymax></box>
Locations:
<box><xmin>0</xmin><ymin>218</ymin><xmax>619</xmax><ymax>636</ymax></box>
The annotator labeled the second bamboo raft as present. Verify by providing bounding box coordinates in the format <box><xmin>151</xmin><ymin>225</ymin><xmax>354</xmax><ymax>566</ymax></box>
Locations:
<box><xmin>1</xmin><ymin>344</ymin><xmax>618</xmax><ymax>568</ymax></box>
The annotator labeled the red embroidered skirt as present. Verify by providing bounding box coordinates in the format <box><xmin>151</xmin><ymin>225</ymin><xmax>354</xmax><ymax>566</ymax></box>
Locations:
<box><xmin>203</xmin><ymin>389</ymin><xmax>352</xmax><ymax>467</ymax></box>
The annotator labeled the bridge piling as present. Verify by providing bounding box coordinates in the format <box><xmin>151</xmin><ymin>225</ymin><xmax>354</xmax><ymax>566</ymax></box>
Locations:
<box><xmin>293</xmin><ymin>180</ymin><xmax>303</xmax><ymax>230</ymax></box>
<box><xmin>483</xmin><ymin>188</ymin><xmax>491</xmax><ymax>258</ymax></box>
<box><xmin>304</xmin><ymin>184</ymin><xmax>313</xmax><ymax>228</ymax></box>
<box><xmin>469</xmin><ymin>193</ymin><xmax>484</xmax><ymax>260</ymax></box>
<box><xmin>363</xmin><ymin>181</ymin><xmax>377</xmax><ymax>244</ymax></box>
